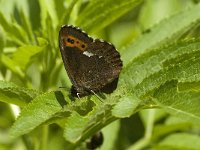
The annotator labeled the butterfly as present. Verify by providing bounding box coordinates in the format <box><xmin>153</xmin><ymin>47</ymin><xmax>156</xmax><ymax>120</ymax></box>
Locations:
<box><xmin>59</xmin><ymin>25</ymin><xmax>122</xmax><ymax>97</ymax></box>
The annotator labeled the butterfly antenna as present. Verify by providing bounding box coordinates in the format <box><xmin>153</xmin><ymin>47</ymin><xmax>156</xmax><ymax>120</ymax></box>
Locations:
<box><xmin>90</xmin><ymin>90</ymin><xmax>103</xmax><ymax>102</ymax></box>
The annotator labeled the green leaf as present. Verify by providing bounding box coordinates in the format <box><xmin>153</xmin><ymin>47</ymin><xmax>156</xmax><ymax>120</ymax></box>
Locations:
<box><xmin>18</xmin><ymin>10</ymin><xmax>36</xmax><ymax>44</ymax></box>
<box><xmin>165</xmin><ymin>115</ymin><xmax>198</xmax><ymax>126</ymax></box>
<box><xmin>1</xmin><ymin>54</ymin><xmax>25</xmax><ymax>78</ymax></box>
<box><xmin>101</xmin><ymin>120</ymin><xmax>120</xmax><ymax>150</ymax></box>
<box><xmin>63</xmin><ymin>111</ymin><xmax>89</xmax><ymax>143</ymax></box>
<box><xmin>112</xmin><ymin>95</ymin><xmax>141</xmax><ymax>118</ymax></box>
<box><xmin>9</xmin><ymin>88</ymin><xmax>119</xmax><ymax>145</ymax></box>
<box><xmin>122</xmin><ymin>39</ymin><xmax>200</xmax><ymax>96</ymax></box>
<box><xmin>12</xmin><ymin>44</ymin><xmax>47</xmax><ymax>70</ymax></box>
<box><xmin>1</xmin><ymin>43</ymin><xmax>47</xmax><ymax>77</ymax></box>
<box><xmin>155</xmin><ymin>133</ymin><xmax>200</xmax><ymax>150</ymax></box>
<box><xmin>0</xmin><ymin>29</ymin><xmax>4</xmax><ymax>54</ymax></box>
<box><xmin>38</xmin><ymin>0</ymin><xmax>58</xmax><ymax>30</ymax></box>
<box><xmin>122</xmin><ymin>4</ymin><xmax>200</xmax><ymax>66</ymax></box>
<box><xmin>178</xmin><ymin>81</ymin><xmax>200</xmax><ymax>92</ymax></box>
<box><xmin>138</xmin><ymin>0</ymin><xmax>193</xmax><ymax>30</ymax></box>
<box><xmin>139</xmin><ymin>109</ymin><xmax>167</xmax><ymax>128</ymax></box>
<box><xmin>153</xmin><ymin>81</ymin><xmax>200</xmax><ymax>123</ymax></box>
<box><xmin>152</xmin><ymin>123</ymin><xmax>191</xmax><ymax>141</ymax></box>
<box><xmin>10</xmin><ymin>91</ymin><xmax>65</xmax><ymax>138</ymax></box>
<box><xmin>63</xmin><ymin>96</ymin><xmax>119</xmax><ymax>144</ymax></box>
<box><xmin>120</xmin><ymin>38</ymin><xmax>200</xmax><ymax>123</ymax></box>
<box><xmin>0</xmin><ymin>11</ymin><xmax>28</xmax><ymax>45</ymax></box>
<box><xmin>60</xmin><ymin>0</ymin><xmax>79</xmax><ymax>25</ymax></box>
<box><xmin>27</xmin><ymin>0</ymin><xmax>41</xmax><ymax>31</ymax></box>
<box><xmin>0</xmin><ymin>80</ymin><xmax>38</xmax><ymax>106</ymax></box>
<box><xmin>134</xmin><ymin>55</ymin><xmax>200</xmax><ymax>98</ymax></box>
<box><xmin>76</xmin><ymin>0</ymin><xmax>142</xmax><ymax>33</ymax></box>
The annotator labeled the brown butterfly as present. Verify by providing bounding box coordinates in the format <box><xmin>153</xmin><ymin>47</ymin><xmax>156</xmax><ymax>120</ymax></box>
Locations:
<box><xmin>59</xmin><ymin>25</ymin><xmax>122</xmax><ymax>97</ymax></box>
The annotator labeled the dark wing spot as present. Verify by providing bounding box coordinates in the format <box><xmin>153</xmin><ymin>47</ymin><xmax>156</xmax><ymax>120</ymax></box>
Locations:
<box><xmin>67</xmin><ymin>38</ymin><xmax>71</xmax><ymax>42</ymax></box>
<box><xmin>82</xmin><ymin>44</ymin><xmax>85</xmax><ymax>48</ymax></box>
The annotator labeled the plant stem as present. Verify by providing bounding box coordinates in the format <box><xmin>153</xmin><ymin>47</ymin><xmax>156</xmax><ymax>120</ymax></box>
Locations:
<box><xmin>144</xmin><ymin>109</ymin><xmax>155</xmax><ymax>139</ymax></box>
<box><xmin>40</xmin><ymin>125</ymin><xmax>48</xmax><ymax>150</ymax></box>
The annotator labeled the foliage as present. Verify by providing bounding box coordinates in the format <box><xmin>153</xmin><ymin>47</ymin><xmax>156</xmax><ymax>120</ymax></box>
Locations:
<box><xmin>1</xmin><ymin>0</ymin><xmax>200</xmax><ymax>150</ymax></box>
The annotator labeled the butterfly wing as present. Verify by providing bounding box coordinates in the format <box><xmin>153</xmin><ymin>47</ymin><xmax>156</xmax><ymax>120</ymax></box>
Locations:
<box><xmin>59</xmin><ymin>25</ymin><xmax>93</xmax><ymax>94</ymax></box>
